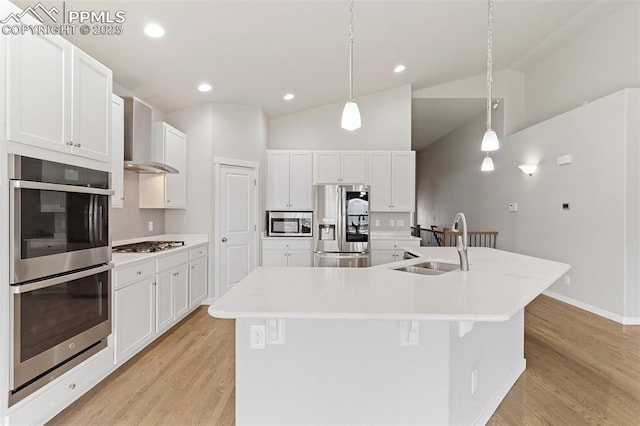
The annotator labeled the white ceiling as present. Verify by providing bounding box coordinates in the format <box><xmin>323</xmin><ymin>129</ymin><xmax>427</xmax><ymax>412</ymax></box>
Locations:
<box><xmin>412</xmin><ymin>98</ymin><xmax>486</xmax><ymax>151</ymax></box>
<box><xmin>13</xmin><ymin>1</ymin><xmax>597</xmax><ymax>116</ymax></box>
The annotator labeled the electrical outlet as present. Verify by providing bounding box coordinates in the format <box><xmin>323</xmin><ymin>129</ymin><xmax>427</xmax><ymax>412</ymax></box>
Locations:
<box><xmin>389</xmin><ymin>219</ymin><xmax>395</xmax><ymax>227</ymax></box>
<box><xmin>508</xmin><ymin>203</ymin><xmax>518</xmax><ymax>212</ymax></box>
<box><xmin>564</xmin><ymin>275</ymin><xmax>571</xmax><ymax>286</ymax></box>
<box><xmin>471</xmin><ymin>369</ymin><xmax>479</xmax><ymax>395</ymax></box>
<box><xmin>249</xmin><ymin>325</ymin><xmax>266</xmax><ymax>349</ymax></box>
<box><xmin>375</xmin><ymin>220</ymin><xmax>380</xmax><ymax>227</ymax></box>
<box><xmin>148</xmin><ymin>221</ymin><xmax>154</xmax><ymax>232</ymax></box>
<box><xmin>397</xmin><ymin>219</ymin><xmax>405</xmax><ymax>227</ymax></box>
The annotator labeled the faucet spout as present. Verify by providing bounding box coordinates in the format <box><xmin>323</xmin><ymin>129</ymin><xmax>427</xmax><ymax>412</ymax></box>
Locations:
<box><xmin>451</xmin><ymin>212</ymin><xmax>469</xmax><ymax>271</ymax></box>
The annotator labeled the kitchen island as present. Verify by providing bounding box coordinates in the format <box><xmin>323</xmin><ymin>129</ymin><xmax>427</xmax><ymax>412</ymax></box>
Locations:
<box><xmin>209</xmin><ymin>247</ymin><xmax>570</xmax><ymax>425</ymax></box>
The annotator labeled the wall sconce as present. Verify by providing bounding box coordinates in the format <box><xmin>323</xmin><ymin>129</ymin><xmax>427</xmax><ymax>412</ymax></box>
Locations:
<box><xmin>518</xmin><ymin>163</ymin><xmax>538</xmax><ymax>176</ymax></box>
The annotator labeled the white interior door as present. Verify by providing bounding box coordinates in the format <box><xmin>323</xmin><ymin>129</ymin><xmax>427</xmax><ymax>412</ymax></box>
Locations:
<box><xmin>219</xmin><ymin>165</ymin><xmax>257</xmax><ymax>294</ymax></box>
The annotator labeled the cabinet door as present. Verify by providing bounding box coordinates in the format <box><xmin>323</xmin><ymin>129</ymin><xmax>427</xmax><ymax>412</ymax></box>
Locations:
<box><xmin>111</xmin><ymin>95</ymin><xmax>125</xmax><ymax>208</ymax></box>
<box><xmin>189</xmin><ymin>257</ymin><xmax>208</xmax><ymax>308</ymax></box>
<box><xmin>156</xmin><ymin>270</ymin><xmax>173</xmax><ymax>334</ymax></box>
<box><xmin>341</xmin><ymin>152</ymin><xmax>368</xmax><ymax>184</ymax></box>
<box><xmin>262</xmin><ymin>250</ymin><xmax>289</xmax><ymax>267</ymax></box>
<box><xmin>114</xmin><ymin>278</ymin><xmax>155</xmax><ymax>364</ymax></box>
<box><xmin>173</xmin><ymin>265</ymin><xmax>190</xmax><ymax>320</ymax></box>
<box><xmin>369</xmin><ymin>153</ymin><xmax>392</xmax><ymax>211</ymax></box>
<box><xmin>164</xmin><ymin>126</ymin><xmax>187</xmax><ymax>209</ymax></box>
<box><xmin>287</xmin><ymin>250</ymin><xmax>313</xmax><ymax>267</ymax></box>
<box><xmin>6</xmin><ymin>31</ymin><xmax>72</xmax><ymax>151</ymax></box>
<box><xmin>289</xmin><ymin>152</ymin><xmax>313</xmax><ymax>210</ymax></box>
<box><xmin>266</xmin><ymin>151</ymin><xmax>291</xmax><ymax>210</ymax></box>
<box><xmin>72</xmin><ymin>48</ymin><xmax>112</xmax><ymax>162</ymax></box>
<box><xmin>391</xmin><ymin>152</ymin><xmax>416</xmax><ymax>212</ymax></box>
<box><xmin>313</xmin><ymin>151</ymin><xmax>341</xmax><ymax>184</ymax></box>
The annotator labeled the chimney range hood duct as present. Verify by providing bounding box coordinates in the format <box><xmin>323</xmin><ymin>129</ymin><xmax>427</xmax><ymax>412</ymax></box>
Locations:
<box><xmin>123</xmin><ymin>97</ymin><xmax>178</xmax><ymax>174</ymax></box>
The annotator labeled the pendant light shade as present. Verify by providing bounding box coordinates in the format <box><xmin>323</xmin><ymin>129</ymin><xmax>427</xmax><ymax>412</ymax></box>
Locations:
<box><xmin>341</xmin><ymin>101</ymin><xmax>361</xmax><ymax>131</ymax></box>
<box><xmin>481</xmin><ymin>129</ymin><xmax>499</xmax><ymax>152</ymax></box>
<box><xmin>341</xmin><ymin>0</ymin><xmax>361</xmax><ymax>131</ymax></box>
<box><xmin>481</xmin><ymin>156</ymin><xmax>495</xmax><ymax>172</ymax></box>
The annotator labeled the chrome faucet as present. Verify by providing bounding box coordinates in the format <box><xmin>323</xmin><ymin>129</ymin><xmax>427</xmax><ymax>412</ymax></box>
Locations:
<box><xmin>451</xmin><ymin>212</ymin><xmax>469</xmax><ymax>271</ymax></box>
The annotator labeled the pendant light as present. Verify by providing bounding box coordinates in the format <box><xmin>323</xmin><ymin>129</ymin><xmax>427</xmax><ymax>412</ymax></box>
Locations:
<box><xmin>481</xmin><ymin>0</ymin><xmax>499</xmax><ymax>153</ymax></box>
<box><xmin>341</xmin><ymin>0</ymin><xmax>361</xmax><ymax>131</ymax></box>
<box><xmin>481</xmin><ymin>154</ymin><xmax>494</xmax><ymax>172</ymax></box>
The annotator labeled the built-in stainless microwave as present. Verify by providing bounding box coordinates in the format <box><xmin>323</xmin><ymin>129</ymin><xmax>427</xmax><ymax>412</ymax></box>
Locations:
<box><xmin>267</xmin><ymin>211</ymin><xmax>313</xmax><ymax>237</ymax></box>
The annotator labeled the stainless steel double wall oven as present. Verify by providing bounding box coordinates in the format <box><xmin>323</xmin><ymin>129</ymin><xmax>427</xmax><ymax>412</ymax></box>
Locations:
<box><xmin>8</xmin><ymin>155</ymin><xmax>113</xmax><ymax>405</ymax></box>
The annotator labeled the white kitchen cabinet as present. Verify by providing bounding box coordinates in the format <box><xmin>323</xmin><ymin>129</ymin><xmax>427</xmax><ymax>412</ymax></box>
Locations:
<box><xmin>266</xmin><ymin>150</ymin><xmax>313</xmax><ymax>210</ymax></box>
<box><xmin>313</xmin><ymin>151</ymin><xmax>368</xmax><ymax>184</ymax></box>
<box><xmin>5</xmin><ymin>26</ymin><xmax>112</xmax><ymax>162</ymax></box>
<box><xmin>139</xmin><ymin>123</ymin><xmax>187</xmax><ymax>209</ymax></box>
<box><xmin>111</xmin><ymin>94</ymin><xmax>125</xmax><ymax>208</ymax></box>
<box><xmin>369</xmin><ymin>152</ymin><xmax>416</xmax><ymax>212</ymax></box>
<box><xmin>113</xmin><ymin>260</ymin><xmax>156</xmax><ymax>365</ymax></box>
<box><xmin>262</xmin><ymin>239</ymin><xmax>313</xmax><ymax>267</ymax></box>
<box><xmin>189</xmin><ymin>245</ymin><xmax>208</xmax><ymax>308</ymax></box>
<box><xmin>71</xmin><ymin>48</ymin><xmax>112</xmax><ymax>162</ymax></box>
<box><xmin>370</xmin><ymin>239</ymin><xmax>420</xmax><ymax>266</ymax></box>
<box><xmin>155</xmin><ymin>251</ymin><xmax>190</xmax><ymax>334</ymax></box>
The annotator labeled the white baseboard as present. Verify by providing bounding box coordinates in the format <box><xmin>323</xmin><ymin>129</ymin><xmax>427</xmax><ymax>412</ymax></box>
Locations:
<box><xmin>543</xmin><ymin>291</ymin><xmax>640</xmax><ymax>325</ymax></box>
<box><xmin>474</xmin><ymin>358</ymin><xmax>526</xmax><ymax>426</ymax></box>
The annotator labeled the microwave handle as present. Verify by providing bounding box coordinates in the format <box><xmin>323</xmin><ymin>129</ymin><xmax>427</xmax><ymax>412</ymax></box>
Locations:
<box><xmin>11</xmin><ymin>264</ymin><xmax>113</xmax><ymax>294</ymax></box>
<box><xmin>11</xmin><ymin>180</ymin><xmax>114</xmax><ymax>196</ymax></box>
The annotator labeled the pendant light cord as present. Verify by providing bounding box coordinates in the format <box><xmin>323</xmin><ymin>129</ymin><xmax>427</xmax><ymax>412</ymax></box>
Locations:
<box><xmin>486</xmin><ymin>0</ymin><xmax>493</xmax><ymax>132</ymax></box>
<box><xmin>349</xmin><ymin>0</ymin><xmax>355</xmax><ymax>102</ymax></box>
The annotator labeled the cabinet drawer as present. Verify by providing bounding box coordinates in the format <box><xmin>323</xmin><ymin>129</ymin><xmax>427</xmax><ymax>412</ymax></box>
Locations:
<box><xmin>114</xmin><ymin>260</ymin><xmax>155</xmax><ymax>290</ymax></box>
<box><xmin>6</xmin><ymin>347</ymin><xmax>113</xmax><ymax>425</ymax></box>
<box><xmin>189</xmin><ymin>245</ymin><xmax>208</xmax><ymax>261</ymax></box>
<box><xmin>262</xmin><ymin>239</ymin><xmax>313</xmax><ymax>250</ymax></box>
<box><xmin>371</xmin><ymin>239</ymin><xmax>420</xmax><ymax>250</ymax></box>
<box><xmin>156</xmin><ymin>251</ymin><xmax>189</xmax><ymax>272</ymax></box>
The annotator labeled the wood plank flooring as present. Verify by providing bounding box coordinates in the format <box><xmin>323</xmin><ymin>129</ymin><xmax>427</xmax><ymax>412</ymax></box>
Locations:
<box><xmin>49</xmin><ymin>295</ymin><xmax>640</xmax><ymax>425</ymax></box>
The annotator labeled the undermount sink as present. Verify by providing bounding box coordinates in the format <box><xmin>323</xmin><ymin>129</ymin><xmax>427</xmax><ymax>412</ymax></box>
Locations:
<box><xmin>393</xmin><ymin>261</ymin><xmax>459</xmax><ymax>276</ymax></box>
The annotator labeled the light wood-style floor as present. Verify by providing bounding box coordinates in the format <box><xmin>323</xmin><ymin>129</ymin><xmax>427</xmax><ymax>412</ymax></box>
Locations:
<box><xmin>49</xmin><ymin>295</ymin><xmax>640</xmax><ymax>425</ymax></box>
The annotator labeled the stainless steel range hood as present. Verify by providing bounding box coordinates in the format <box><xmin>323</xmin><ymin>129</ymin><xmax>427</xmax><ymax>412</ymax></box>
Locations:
<box><xmin>123</xmin><ymin>97</ymin><xmax>178</xmax><ymax>174</ymax></box>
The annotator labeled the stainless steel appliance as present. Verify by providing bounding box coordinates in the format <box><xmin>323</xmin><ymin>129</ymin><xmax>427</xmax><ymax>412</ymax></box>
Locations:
<box><xmin>313</xmin><ymin>184</ymin><xmax>369</xmax><ymax>267</ymax></box>
<box><xmin>113</xmin><ymin>240</ymin><xmax>185</xmax><ymax>253</ymax></box>
<box><xmin>267</xmin><ymin>211</ymin><xmax>313</xmax><ymax>237</ymax></box>
<box><xmin>8</xmin><ymin>155</ymin><xmax>112</xmax><ymax>406</ymax></box>
<box><xmin>9</xmin><ymin>155</ymin><xmax>112</xmax><ymax>284</ymax></box>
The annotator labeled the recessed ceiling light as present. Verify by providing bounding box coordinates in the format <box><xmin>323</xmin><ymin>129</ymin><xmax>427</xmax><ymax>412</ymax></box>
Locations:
<box><xmin>144</xmin><ymin>23</ymin><xmax>165</xmax><ymax>38</ymax></box>
<box><xmin>198</xmin><ymin>83</ymin><xmax>213</xmax><ymax>92</ymax></box>
<box><xmin>394</xmin><ymin>64</ymin><xmax>406</xmax><ymax>73</ymax></box>
<box><xmin>283</xmin><ymin>93</ymin><xmax>295</xmax><ymax>101</ymax></box>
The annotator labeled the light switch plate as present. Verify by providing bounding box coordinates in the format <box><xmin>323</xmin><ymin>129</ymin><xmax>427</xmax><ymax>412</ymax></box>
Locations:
<box><xmin>148</xmin><ymin>221</ymin><xmax>154</xmax><ymax>231</ymax></box>
<box><xmin>508</xmin><ymin>203</ymin><xmax>518</xmax><ymax>212</ymax></box>
<box><xmin>397</xmin><ymin>219</ymin><xmax>405</xmax><ymax>227</ymax></box>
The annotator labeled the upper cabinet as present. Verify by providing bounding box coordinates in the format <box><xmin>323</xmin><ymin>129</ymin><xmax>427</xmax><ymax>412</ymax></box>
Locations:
<box><xmin>369</xmin><ymin>151</ymin><xmax>415</xmax><ymax>212</ymax></box>
<box><xmin>266</xmin><ymin>150</ymin><xmax>313</xmax><ymax>211</ymax></box>
<box><xmin>139</xmin><ymin>123</ymin><xmax>187</xmax><ymax>209</ymax></box>
<box><xmin>5</xmin><ymin>28</ymin><xmax>112</xmax><ymax>162</ymax></box>
<box><xmin>313</xmin><ymin>151</ymin><xmax>368</xmax><ymax>184</ymax></box>
<box><xmin>111</xmin><ymin>95</ymin><xmax>125</xmax><ymax>208</ymax></box>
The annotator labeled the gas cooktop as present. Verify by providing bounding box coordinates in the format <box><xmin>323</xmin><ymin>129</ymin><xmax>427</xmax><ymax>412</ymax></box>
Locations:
<box><xmin>113</xmin><ymin>241</ymin><xmax>185</xmax><ymax>253</ymax></box>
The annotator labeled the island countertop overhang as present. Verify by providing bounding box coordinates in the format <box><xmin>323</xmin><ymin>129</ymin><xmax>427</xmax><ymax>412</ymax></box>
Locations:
<box><xmin>209</xmin><ymin>247</ymin><xmax>570</xmax><ymax>322</ymax></box>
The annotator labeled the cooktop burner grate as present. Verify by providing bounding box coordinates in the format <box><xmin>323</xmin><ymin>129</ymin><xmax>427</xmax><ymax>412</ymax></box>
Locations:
<box><xmin>113</xmin><ymin>241</ymin><xmax>185</xmax><ymax>253</ymax></box>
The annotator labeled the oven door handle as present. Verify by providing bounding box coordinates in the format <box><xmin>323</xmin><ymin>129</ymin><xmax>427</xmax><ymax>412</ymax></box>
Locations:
<box><xmin>89</xmin><ymin>194</ymin><xmax>95</xmax><ymax>245</ymax></box>
<box><xmin>11</xmin><ymin>264</ymin><xmax>113</xmax><ymax>294</ymax></box>
<box><xmin>11</xmin><ymin>180</ymin><xmax>114</xmax><ymax>196</ymax></box>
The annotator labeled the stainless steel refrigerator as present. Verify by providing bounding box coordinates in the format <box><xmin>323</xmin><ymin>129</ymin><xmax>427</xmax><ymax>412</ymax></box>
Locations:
<box><xmin>313</xmin><ymin>184</ymin><xmax>369</xmax><ymax>267</ymax></box>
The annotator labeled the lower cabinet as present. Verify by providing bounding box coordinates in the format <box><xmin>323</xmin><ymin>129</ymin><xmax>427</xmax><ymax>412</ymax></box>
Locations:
<box><xmin>370</xmin><ymin>239</ymin><xmax>421</xmax><ymax>266</ymax></box>
<box><xmin>113</xmin><ymin>243</ymin><xmax>209</xmax><ymax>366</ymax></box>
<box><xmin>262</xmin><ymin>239</ymin><xmax>313</xmax><ymax>267</ymax></box>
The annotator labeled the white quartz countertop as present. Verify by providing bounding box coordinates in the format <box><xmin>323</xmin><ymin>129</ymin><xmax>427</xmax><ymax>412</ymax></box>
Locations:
<box><xmin>209</xmin><ymin>247</ymin><xmax>570</xmax><ymax>322</ymax></box>
<box><xmin>111</xmin><ymin>234</ymin><xmax>208</xmax><ymax>267</ymax></box>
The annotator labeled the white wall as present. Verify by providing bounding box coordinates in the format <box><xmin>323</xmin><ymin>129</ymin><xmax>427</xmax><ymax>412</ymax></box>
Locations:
<box><xmin>521</xmin><ymin>2</ymin><xmax>640</xmax><ymax>128</ymax></box>
<box><xmin>165</xmin><ymin>103</ymin><xmax>267</xmax><ymax>299</ymax></box>
<box><xmin>269</xmin><ymin>85</ymin><xmax>412</xmax><ymax>151</ymax></box>
<box><xmin>417</xmin><ymin>89</ymin><xmax>639</xmax><ymax>322</ymax></box>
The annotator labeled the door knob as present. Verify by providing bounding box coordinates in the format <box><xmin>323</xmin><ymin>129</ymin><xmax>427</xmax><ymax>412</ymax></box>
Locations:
<box><xmin>222</xmin><ymin>237</ymin><xmax>228</xmax><ymax>242</ymax></box>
